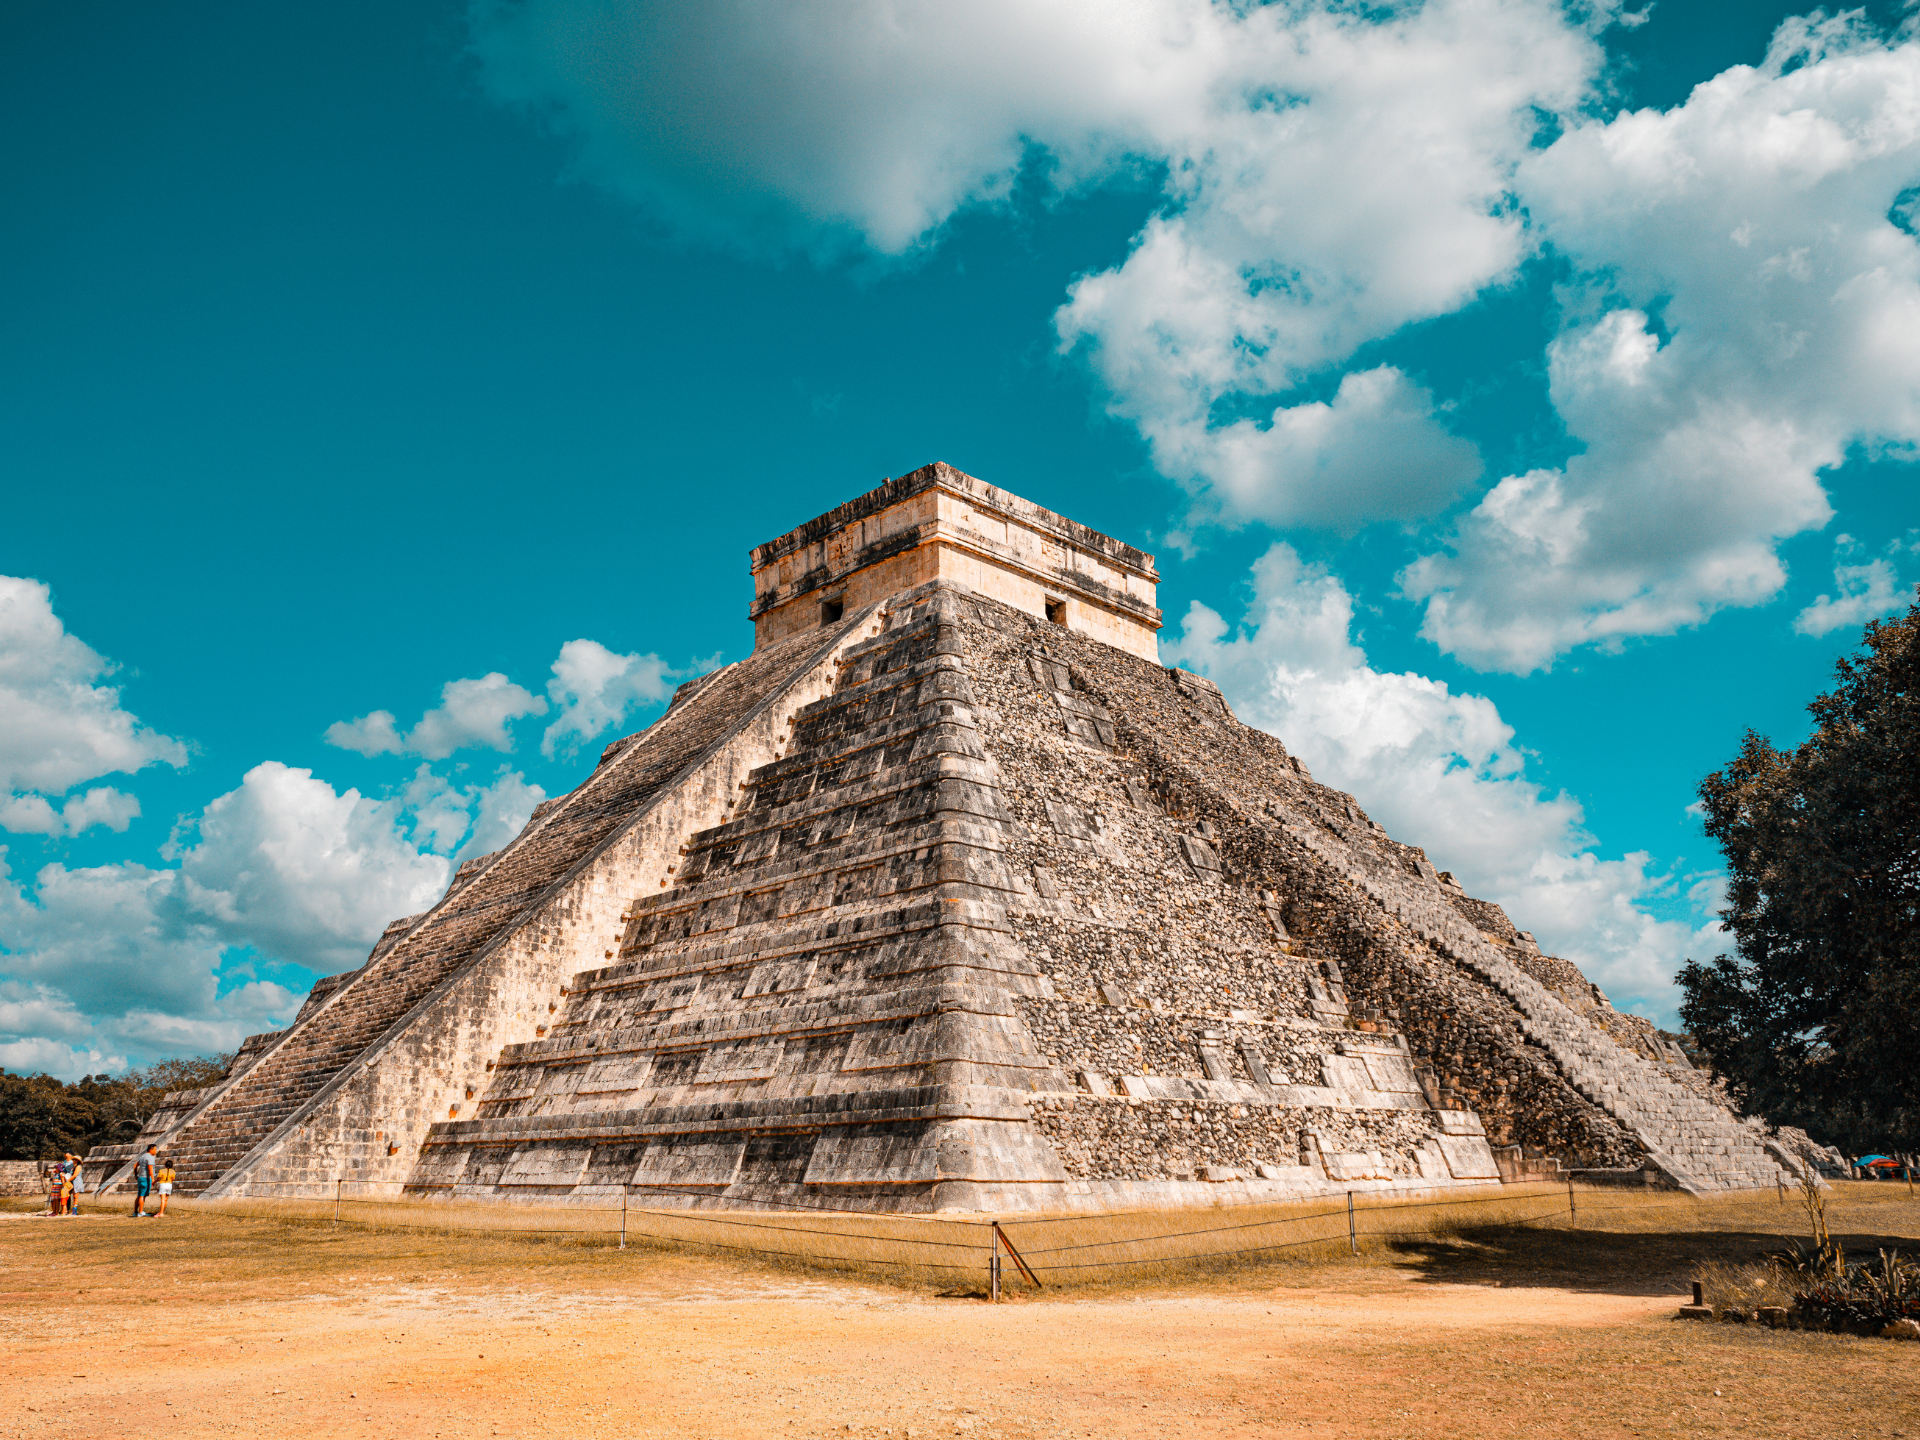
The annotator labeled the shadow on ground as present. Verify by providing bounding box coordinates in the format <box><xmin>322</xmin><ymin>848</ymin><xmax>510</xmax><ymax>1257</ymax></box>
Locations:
<box><xmin>1388</xmin><ymin>1220</ymin><xmax>1920</xmax><ymax>1297</ymax></box>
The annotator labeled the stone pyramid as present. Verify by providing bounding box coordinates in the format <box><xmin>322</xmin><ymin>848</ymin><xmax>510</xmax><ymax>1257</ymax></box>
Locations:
<box><xmin>105</xmin><ymin>465</ymin><xmax>1796</xmax><ymax>1210</ymax></box>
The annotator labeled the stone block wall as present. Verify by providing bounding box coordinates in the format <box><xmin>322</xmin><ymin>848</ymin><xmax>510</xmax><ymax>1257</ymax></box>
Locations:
<box><xmin>0</xmin><ymin>1160</ymin><xmax>46</xmax><ymax>1197</ymax></box>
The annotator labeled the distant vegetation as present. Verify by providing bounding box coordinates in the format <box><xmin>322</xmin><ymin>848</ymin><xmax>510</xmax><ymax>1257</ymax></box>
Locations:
<box><xmin>0</xmin><ymin>1056</ymin><xmax>232</xmax><ymax>1160</ymax></box>
<box><xmin>1683</xmin><ymin>593</ymin><xmax>1919</xmax><ymax>1154</ymax></box>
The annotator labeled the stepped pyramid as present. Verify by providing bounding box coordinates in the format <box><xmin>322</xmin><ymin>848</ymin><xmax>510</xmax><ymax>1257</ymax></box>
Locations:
<box><xmin>102</xmin><ymin>465</ymin><xmax>1796</xmax><ymax>1209</ymax></box>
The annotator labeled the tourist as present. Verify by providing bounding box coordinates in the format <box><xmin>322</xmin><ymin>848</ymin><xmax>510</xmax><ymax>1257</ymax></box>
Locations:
<box><xmin>60</xmin><ymin>1155</ymin><xmax>78</xmax><ymax>1216</ymax></box>
<box><xmin>153</xmin><ymin>1157</ymin><xmax>175</xmax><ymax>1216</ymax></box>
<box><xmin>132</xmin><ymin>1144</ymin><xmax>157</xmax><ymax>1217</ymax></box>
<box><xmin>47</xmin><ymin>1164</ymin><xmax>62</xmax><ymax>1217</ymax></box>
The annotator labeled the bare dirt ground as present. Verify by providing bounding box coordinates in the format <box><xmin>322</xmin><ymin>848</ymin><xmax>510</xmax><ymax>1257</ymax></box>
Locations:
<box><xmin>4</xmin><ymin>1187</ymin><xmax>1918</xmax><ymax>1440</ymax></box>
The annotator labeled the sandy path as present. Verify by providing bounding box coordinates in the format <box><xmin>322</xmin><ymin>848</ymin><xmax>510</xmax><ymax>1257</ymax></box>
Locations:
<box><xmin>6</xmin><ymin>1267</ymin><xmax>1682</xmax><ymax>1440</ymax></box>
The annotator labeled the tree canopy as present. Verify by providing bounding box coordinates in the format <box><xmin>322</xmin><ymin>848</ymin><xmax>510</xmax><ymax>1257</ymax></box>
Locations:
<box><xmin>0</xmin><ymin>1056</ymin><xmax>232</xmax><ymax>1161</ymax></box>
<box><xmin>1681</xmin><ymin>595</ymin><xmax>1919</xmax><ymax>1154</ymax></box>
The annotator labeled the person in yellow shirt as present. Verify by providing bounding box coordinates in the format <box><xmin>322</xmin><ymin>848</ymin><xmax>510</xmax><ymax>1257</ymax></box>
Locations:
<box><xmin>152</xmin><ymin>1158</ymin><xmax>176</xmax><ymax>1217</ymax></box>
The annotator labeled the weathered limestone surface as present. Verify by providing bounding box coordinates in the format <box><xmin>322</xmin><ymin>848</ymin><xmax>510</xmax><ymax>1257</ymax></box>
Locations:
<box><xmin>102</xmin><ymin>468</ymin><xmax>1793</xmax><ymax>1207</ymax></box>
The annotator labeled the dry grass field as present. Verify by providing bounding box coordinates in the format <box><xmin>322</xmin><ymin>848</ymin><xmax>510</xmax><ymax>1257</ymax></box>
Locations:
<box><xmin>4</xmin><ymin>1182</ymin><xmax>1917</xmax><ymax>1439</ymax></box>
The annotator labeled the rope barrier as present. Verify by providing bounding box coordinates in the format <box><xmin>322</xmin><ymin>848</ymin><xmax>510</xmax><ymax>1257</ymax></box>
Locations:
<box><xmin>993</xmin><ymin>1181</ymin><xmax>1559</xmax><ymax>1227</ymax></box>
<box><xmin>624</xmin><ymin>1208</ymin><xmax>988</xmax><ymax>1249</ymax></box>
<box><xmin>180</xmin><ymin>1187</ymin><xmax>988</xmax><ymax>1254</ymax></box>
<box><xmin>1018</xmin><ymin>1206</ymin><xmax>1575</xmax><ymax>1274</ymax></box>
<box><xmin>137</xmin><ymin>1170</ymin><xmax>1828</xmax><ymax>1296</ymax></box>
<box><xmin>247</xmin><ymin>1176</ymin><xmax>1002</xmax><ymax>1226</ymax></box>
<box><xmin>1013</xmin><ymin>1205</ymin><xmax>1350</xmax><ymax>1257</ymax></box>
<box><xmin>148</xmin><ymin>1178</ymin><xmax>1602</xmax><ymax>1288</ymax></box>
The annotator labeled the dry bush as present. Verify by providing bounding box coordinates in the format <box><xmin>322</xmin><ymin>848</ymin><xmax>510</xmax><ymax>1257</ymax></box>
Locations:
<box><xmin>1692</xmin><ymin>1257</ymin><xmax>1796</xmax><ymax>1312</ymax></box>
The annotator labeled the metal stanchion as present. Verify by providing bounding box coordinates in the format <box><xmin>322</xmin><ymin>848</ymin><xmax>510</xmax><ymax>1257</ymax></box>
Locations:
<box><xmin>334</xmin><ymin>1177</ymin><xmax>341</xmax><ymax>1225</ymax></box>
<box><xmin>989</xmin><ymin>1247</ymin><xmax>1001</xmax><ymax>1303</ymax></box>
<box><xmin>1347</xmin><ymin>1191</ymin><xmax>1356</xmax><ymax>1254</ymax></box>
<box><xmin>619</xmin><ymin>1189</ymin><xmax>628</xmax><ymax>1250</ymax></box>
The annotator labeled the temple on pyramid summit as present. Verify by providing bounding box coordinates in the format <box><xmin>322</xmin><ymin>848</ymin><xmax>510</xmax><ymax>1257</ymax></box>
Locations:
<box><xmin>89</xmin><ymin>463</ymin><xmax>1811</xmax><ymax>1211</ymax></box>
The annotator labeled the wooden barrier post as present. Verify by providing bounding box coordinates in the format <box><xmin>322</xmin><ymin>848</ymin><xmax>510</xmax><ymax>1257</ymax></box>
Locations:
<box><xmin>334</xmin><ymin>1177</ymin><xmax>341</xmax><ymax>1225</ymax></box>
<box><xmin>992</xmin><ymin>1222</ymin><xmax>1042</xmax><ymax>1290</ymax></box>
<box><xmin>1567</xmin><ymin>1177</ymin><xmax>1576</xmax><ymax>1228</ymax></box>
<box><xmin>1347</xmin><ymin>1192</ymin><xmax>1356</xmax><ymax>1255</ymax></box>
<box><xmin>619</xmin><ymin>1188</ymin><xmax>628</xmax><ymax>1250</ymax></box>
<box><xmin>989</xmin><ymin>1245</ymin><xmax>1001</xmax><ymax>1303</ymax></box>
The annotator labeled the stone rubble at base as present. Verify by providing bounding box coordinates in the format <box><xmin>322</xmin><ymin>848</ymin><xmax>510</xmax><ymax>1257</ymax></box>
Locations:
<box><xmin>89</xmin><ymin>464</ymin><xmax>1814</xmax><ymax>1211</ymax></box>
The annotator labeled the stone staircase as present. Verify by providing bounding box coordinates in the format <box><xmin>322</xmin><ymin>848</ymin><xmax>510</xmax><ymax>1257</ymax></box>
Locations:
<box><xmin>1293</xmin><ymin>825</ymin><xmax>1790</xmax><ymax>1193</ymax></box>
<box><xmin>159</xmin><ymin>947</ymin><xmax>447</xmax><ymax>1193</ymax></box>
<box><xmin>1486</xmin><ymin>958</ymin><xmax>1786</xmax><ymax>1191</ymax></box>
<box><xmin>136</xmin><ymin>626</ymin><xmax>855</xmax><ymax>1198</ymax></box>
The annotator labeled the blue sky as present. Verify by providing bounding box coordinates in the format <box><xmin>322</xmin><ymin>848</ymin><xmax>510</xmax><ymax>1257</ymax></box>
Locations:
<box><xmin>3</xmin><ymin>0</ymin><xmax>1917</xmax><ymax>1076</ymax></box>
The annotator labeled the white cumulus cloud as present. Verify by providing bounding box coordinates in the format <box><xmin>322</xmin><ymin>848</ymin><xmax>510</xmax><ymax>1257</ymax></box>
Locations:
<box><xmin>0</xmin><ymin>759</ymin><xmax>460</xmax><ymax>1077</ymax></box>
<box><xmin>1053</xmin><ymin>0</ymin><xmax>1599</xmax><ymax>528</ymax></box>
<box><xmin>0</xmin><ymin>586</ymin><xmax>558</xmax><ymax>1075</ymax></box>
<box><xmin>326</xmin><ymin>639</ymin><xmax>682</xmax><ymax>763</ymax></box>
<box><xmin>0</xmin><ymin>856</ymin><xmax>225</xmax><ymax>1020</ymax></box>
<box><xmin>542</xmin><ymin>638</ymin><xmax>677</xmax><ymax>756</ymax></box>
<box><xmin>168</xmin><ymin>762</ymin><xmax>453</xmax><ymax>974</ymax></box>
<box><xmin>1165</xmin><ymin>543</ymin><xmax>1716</xmax><ymax>1019</ymax></box>
<box><xmin>1406</xmin><ymin>16</ymin><xmax>1920</xmax><ymax>671</ymax></box>
<box><xmin>400</xmin><ymin>764</ymin><xmax>546</xmax><ymax>862</ymax></box>
<box><xmin>1135</xmin><ymin>367</ymin><xmax>1485</xmax><ymax>532</ymax></box>
<box><xmin>0</xmin><ymin>786</ymin><xmax>142</xmax><ymax>838</ymax></box>
<box><xmin>0</xmin><ymin>1028</ymin><xmax>124</xmax><ymax>1082</ymax></box>
<box><xmin>0</xmin><ymin>575</ymin><xmax>187</xmax><ymax>836</ymax></box>
<box><xmin>470</xmin><ymin>0</ymin><xmax>1205</xmax><ymax>257</ymax></box>
<box><xmin>1792</xmin><ymin>532</ymin><xmax>1919</xmax><ymax>637</ymax></box>
<box><xmin>326</xmin><ymin>673</ymin><xmax>547</xmax><ymax>759</ymax></box>
<box><xmin>458</xmin><ymin>770</ymin><xmax>547</xmax><ymax>861</ymax></box>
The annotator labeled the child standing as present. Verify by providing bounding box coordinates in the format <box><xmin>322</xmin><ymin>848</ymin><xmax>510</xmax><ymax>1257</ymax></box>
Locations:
<box><xmin>153</xmin><ymin>1158</ymin><xmax>175</xmax><ymax>1216</ymax></box>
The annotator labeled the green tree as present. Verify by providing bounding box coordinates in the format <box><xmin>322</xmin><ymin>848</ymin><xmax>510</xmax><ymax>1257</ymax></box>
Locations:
<box><xmin>1681</xmin><ymin>595</ymin><xmax>1920</xmax><ymax>1154</ymax></box>
<box><xmin>0</xmin><ymin>1073</ymin><xmax>64</xmax><ymax>1160</ymax></box>
<box><xmin>0</xmin><ymin>1053</ymin><xmax>235</xmax><ymax>1160</ymax></box>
